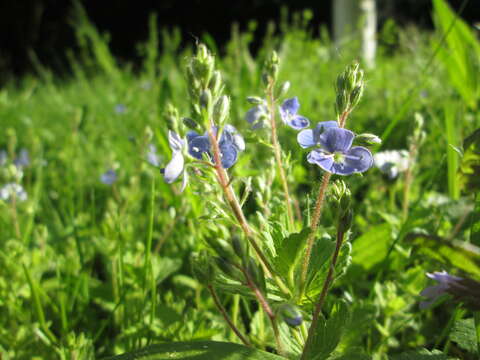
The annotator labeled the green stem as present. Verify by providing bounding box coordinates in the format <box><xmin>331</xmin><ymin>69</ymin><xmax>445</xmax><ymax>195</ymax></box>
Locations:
<box><xmin>208</xmin><ymin>129</ymin><xmax>291</xmax><ymax>297</ymax></box>
<box><xmin>267</xmin><ymin>81</ymin><xmax>295</xmax><ymax>230</ymax></box>
<box><xmin>208</xmin><ymin>285</ymin><xmax>251</xmax><ymax>347</ymax></box>
<box><xmin>301</xmin><ymin>229</ymin><xmax>345</xmax><ymax>360</ymax></box>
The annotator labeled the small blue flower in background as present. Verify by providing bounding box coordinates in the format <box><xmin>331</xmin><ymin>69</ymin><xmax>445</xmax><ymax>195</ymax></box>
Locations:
<box><xmin>187</xmin><ymin>125</ymin><xmax>245</xmax><ymax>169</ymax></box>
<box><xmin>100</xmin><ymin>169</ymin><xmax>117</xmax><ymax>185</ymax></box>
<box><xmin>374</xmin><ymin>150</ymin><xmax>409</xmax><ymax>179</ymax></box>
<box><xmin>146</xmin><ymin>144</ymin><xmax>160</xmax><ymax>167</ymax></box>
<box><xmin>162</xmin><ymin>131</ymin><xmax>185</xmax><ymax>185</ymax></box>
<box><xmin>245</xmin><ymin>104</ymin><xmax>268</xmax><ymax>129</ymax></box>
<box><xmin>279</xmin><ymin>97</ymin><xmax>310</xmax><ymax>130</ymax></box>
<box><xmin>419</xmin><ymin>271</ymin><xmax>465</xmax><ymax>309</ymax></box>
<box><xmin>0</xmin><ymin>183</ymin><xmax>27</xmax><ymax>202</ymax></box>
<box><xmin>14</xmin><ymin>149</ymin><xmax>30</xmax><ymax>168</ymax></box>
<box><xmin>115</xmin><ymin>104</ymin><xmax>127</xmax><ymax>114</ymax></box>
<box><xmin>298</xmin><ymin>123</ymin><xmax>373</xmax><ymax>175</ymax></box>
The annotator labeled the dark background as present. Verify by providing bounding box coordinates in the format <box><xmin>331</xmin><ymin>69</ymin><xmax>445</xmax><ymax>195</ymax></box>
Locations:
<box><xmin>0</xmin><ymin>0</ymin><xmax>478</xmax><ymax>77</ymax></box>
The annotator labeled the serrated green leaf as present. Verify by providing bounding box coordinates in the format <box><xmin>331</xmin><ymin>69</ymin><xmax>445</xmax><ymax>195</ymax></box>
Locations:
<box><xmin>103</xmin><ymin>341</ymin><xmax>286</xmax><ymax>360</ymax></box>
<box><xmin>305</xmin><ymin>301</ymin><xmax>350</xmax><ymax>360</ymax></box>
<box><xmin>449</xmin><ymin>318</ymin><xmax>478</xmax><ymax>354</ymax></box>
<box><xmin>351</xmin><ymin>224</ymin><xmax>392</xmax><ymax>271</ymax></box>
<box><xmin>274</xmin><ymin>228</ymin><xmax>310</xmax><ymax>280</ymax></box>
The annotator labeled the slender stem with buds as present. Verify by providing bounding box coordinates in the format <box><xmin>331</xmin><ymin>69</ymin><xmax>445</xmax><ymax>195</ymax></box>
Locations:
<box><xmin>207</xmin><ymin>129</ymin><xmax>291</xmax><ymax>297</ymax></box>
<box><xmin>301</xmin><ymin>229</ymin><xmax>345</xmax><ymax>360</ymax></box>
<box><xmin>242</xmin><ymin>268</ymin><xmax>284</xmax><ymax>356</ymax></box>
<box><xmin>207</xmin><ymin>285</ymin><xmax>251</xmax><ymax>347</ymax></box>
<box><xmin>266</xmin><ymin>81</ymin><xmax>295</xmax><ymax>230</ymax></box>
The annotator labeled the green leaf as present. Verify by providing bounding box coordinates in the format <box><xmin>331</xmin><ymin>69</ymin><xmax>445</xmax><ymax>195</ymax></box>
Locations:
<box><xmin>390</xmin><ymin>348</ymin><xmax>456</xmax><ymax>360</ymax></box>
<box><xmin>449</xmin><ymin>318</ymin><xmax>478</xmax><ymax>354</ymax></box>
<box><xmin>351</xmin><ymin>224</ymin><xmax>392</xmax><ymax>271</ymax></box>
<box><xmin>103</xmin><ymin>341</ymin><xmax>286</xmax><ymax>360</ymax></box>
<box><xmin>274</xmin><ymin>228</ymin><xmax>310</xmax><ymax>280</ymax></box>
<box><xmin>304</xmin><ymin>301</ymin><xmax>350</xmax><ymax>360</ymax></box>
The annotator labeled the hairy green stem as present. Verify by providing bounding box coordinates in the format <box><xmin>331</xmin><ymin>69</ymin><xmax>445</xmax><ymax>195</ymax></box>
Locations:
<box><xmin>267</xmin><ymin>81</ymin><xmax>295</xmax><ymax>230</ymax></box>
<box><xmin>301</xmin><ymin>229</ymin><xmax>345</xmax><ymax>360</ymax></box>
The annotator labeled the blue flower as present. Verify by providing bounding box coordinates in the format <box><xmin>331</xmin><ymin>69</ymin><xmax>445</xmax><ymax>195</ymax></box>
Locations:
<box><xmin>146</xmin><ymin>144</ymin><xmax>160</xmax><ymax>167</ymax></box>
<box><xmin>419</xmin><ymin>271</ymin><xmax>465</xmax><ymax>309</ymax></box>
<box><xmin>162</xmin><ymin>131</ymin><xmax>185</xmax><ymax>185</ymax></box>
<box><xmin>245</xmin><ymin>104</ymin><xmax>268</xmax><ymax>129</ymax></box>
<box><xmin>187</xmin><ymin>125</ymin><xmax>244</xmax><ymax>169</ymax></box>
<box><xmin>14</xmin><ymin>149</ymin><xmax>30</xmax><ymax>168</ymax></box>
<box><xmin>279</xmin><ymin>97</ymin><xmax>310</xmax><ymax>130</ymax></box>
<box><xmin>100</xmin><ymin>169</ymin><xmax>117</xmax><ymax>185</ymax></box>
<box><xmin>298</xmin><ymin>123</ymin><xmax>373</xmax><ymax>175</ymax></box>
<box><xmin>115</xmin><ymin>104</ymin><xmax>127</xmax><ymax>114</ymax></box>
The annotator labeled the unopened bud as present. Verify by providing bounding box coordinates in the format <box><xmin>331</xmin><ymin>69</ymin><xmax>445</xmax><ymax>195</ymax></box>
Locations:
<box><xmin>209</xmin><ymin>71</ymin><xmax>222</xmax><ymax>97</ymax></box>
<box><xmin>335</xmin><ymin>90</ymin><xmax>349</xmax><ymax>116</ymax></box>
<box><xmin>213</xmin><ymin>95</ymin><xmax>230</xmax><ymax>125</ymax></box>
<box><xmin>350</xmin><ymin>85</ymin><xmax>364</xmax><ymax>108</ymax></box>
<box><xmin>276</xmin><ymin>81</ymin><xmax>290</xmax><ymax>98</ymax></box>
<box><xmin>338</xmin><ymin>208</ymin><xmax>353</xmax><ymax>233</ymax></box>
<box><xmin>191</xmin><ymin>252</ymin><xmax>215</xmax><ymax>284</ymax></box>
<box><xmin>355</xmin><ymin>133</ymin><xmax>382</xmax><ymax>146</ymax></box>
<box><xmin>182</xmin><ymin>117</ymin><xmax>198</xmax><ymax>129</ymax></box>
<box><xmin>246</xmin><ymin>96</ymin><xmax>264</xmax><ymax>105</ymax></box>
<box><xmin>247</xmin><ymin>257</ymin><xmax>266</xmax><ymax>293</ymax></box>
<box><xmin>278</xmin><ymin>304</ymin><xmax>303</xmax><ymax>327</ymax></box>
<box><xmin>205</xmin><ymin>238</ymin><xmax>233</xmax><ymax>259</ymax></box>
<box><xmin>200</xmin><ymin>89</ymin><xmax>212</xmax><ymax>111</ymax></box>
<box><xmin>231</xmin><ymin>235</ymin><xmax>245</xmax><ymax>259</ymax></box>
<box><xmin>215</xmin><ymin>257</ymin><xmax>242</xmax><ymax>280</ymax></box>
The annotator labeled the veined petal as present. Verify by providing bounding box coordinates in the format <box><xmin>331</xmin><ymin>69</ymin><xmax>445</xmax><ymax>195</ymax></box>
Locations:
<box><xmin>188</xmin><ymin>135</ymin><xmax>211</xmax><ymax>160</ymax></box>
<box><xmin>281</xmin><ymin>97</ymin><xmax>300</xmax><ymax>116</ymax></box>
<box><xmin>187</xmin><ymin>130</ymin><xmax>201</xmax><ymax>143</ymax></box>
<box><xmin>297</xmin><ymin>129</ymin><xmax>315</xmax><ymax>148</ymax></box>
<box><xmin>319</xmin><ymin>127</ymin><xmax>355</xmax><ymax>153</ymax></box>
<box><xmin>312</xmin><ymin>121</ymin><xmax>339</xmax><ymax>142</ymax></box>
<box><xmin>287</xmin><ymin>115</ymin><xmax>310</xmax><ymax>130</ymax></box>
<box><xmin>220</xmin><ymin>143</ymin><xmax>238</xmax><ymax>168</ymax></box>
<box><xmin>343</xmin><ymin>146</ymin><xmax>373</xmax><ymax>173</ymax></box>
<box><xmin>307</xmin><ymin>149</ymin><xmax>334</xmax><ymax>172</ymax></box>
<box><xmin>163</xmin><ymin>151</ymin><xmax>184</xmax><ymax>183</ymax></box>
<box><xmin>168</xmin><ymin>130</ymin><xmax>184</xmax><ymax>152</ymax></box>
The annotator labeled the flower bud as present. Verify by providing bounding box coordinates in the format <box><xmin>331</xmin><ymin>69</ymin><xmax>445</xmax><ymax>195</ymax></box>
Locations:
<box><xmin>205</xmin><ymin>237</ymin><xmax>233</xmax><ymax>259</ymax></box>
<box><xmin>199</xmin><ymin>89</ymin><xmax>212</xmax><ymax>111</ymax></box>
<box><xmin>182</xmin><ymin>117</ymin><xmax>198</xmax><ymax>129</ymax></box>
<box><xmin>213</xmin><ymin>95</ymin><xmax>230</xmax><ymax>125</ymax></box>
<box><xmin>247</xmin><ymin>257</ymin><xmax>266</xmax><ymax>293</ymax></box>
<box><xmin>246</xmin><ymin>96</ymin><xmax>264</xmax><ymax>105</ymax></box>
<box><xmin>231</xmin><ymin>235</ymin><xmax>245</xmax><ymax>260</ymax></box>
<box><xmin>191</xmin><ymin>252</ymin><xmax>216</xmax><ymax>284</ymax></box>
<box><xmin>338</xmin><ymin>208</ymin><xmax>353</xmax><ymax>233</ymax></box>
<box><xmin>350</xmin><ymin>85</ymin><xmax>364</xmax><ymax>108</ymax></box>
<box><xmin>215</xmin><ymin>257</ymin><xmax>243</xmax><ymax>280</ymax></box>
<box><xmin>276</xmin><ymin>81</ymin><xmax>290</xmax><ymax>98</ymax></box>
<box><xmin>355</xmin><ymin>133</ymin><xmax>382</xmax><ymax>146</ymax></box>
<box><xmin>335</xmin><ymin>90</ymin><xmax>349</xmax><ymax>116</ymax></box>
<box><xmin>278</xmin><ymin>304</ymin><xmax>303</xmax><ymax>327</ymax></box>
<box><xmin>209</xmin><ymin>70</ymin><xmax>222</xmax><ymax>97</ymax></box>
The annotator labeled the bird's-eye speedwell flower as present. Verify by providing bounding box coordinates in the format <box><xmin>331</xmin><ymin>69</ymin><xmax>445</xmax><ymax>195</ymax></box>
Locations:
<box><xmin>0</xmin><ymin>183</ymin><xmax>27</xmax><ymax>202</ymax></box>
<box><xmin>162</xmin><ymin>131</ymin><xmax>186</xmax><ymax>185</ymax></box>
<box><xmin>187</xmin><ymin>125</ymin><xmax>245</xmax><ymax>169</ymax></box>
<box><xmin>419</xmin><ymin>271</ymin><xmax>464</xmax><ymax>309</ymax></box>
<box><xmin>100</xmin><ymin>169</ymin><xmax>117</xmax><ymax>185</ymax></box>
<box><xmin>279</xmin><ymin>97</ymin><xmax>310</xmax><ymax>130</ymax></box>
<box><xmin>245</xmin><ymin>104</ymin><xmax>268</xmax><ymax>129</ymax></box>
<box><xmin>374</xmin><ymin>150</ymin><xmax>409</xmax><ymax>179</ymax></box>
<box><xmin>297</xmin><ymin>122</ymin><xmax>373</xmax><ymax>175</ymax></box>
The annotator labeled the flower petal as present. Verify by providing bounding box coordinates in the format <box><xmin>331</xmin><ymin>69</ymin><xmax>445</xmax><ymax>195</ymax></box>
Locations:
<box><xmin>307</xmin><ymin>149</ymin><xmax>334</xmax><ymax>172</ymax></box>
<box><xmin>245</xmin><ymin>105</ymin><xmax>267</xmax><ymax>128</ymax></box>
<box><xmin>186</xmin><ymin>130</ymin><xmax>201</xmax><ymax>143</ymax></box>
<box><xmin>163</xmin><ymin>151</ymin><xmax>184</xmax><ymax>183</ymax></box>
<box><xmin>221</xmin><ymin>125</ymin><xmax>245</xmax><ymax>151</ymax></box>
<box><xmin>220</xmin><ymin>143</ymin><xmax>238</xmax><ymax>168</ymax></box>
<box><xmin>168</xmin><ymin>130</ymin><xmax>185</xmax><ymax>152</ymax></box>
<box><xmin>312</xmin><ymin>121</ymin><xmax>339</xmax><ymax>142</ymax></box>
<box><xmin>281</xmin><ymin>97</ymin><xmax>300</xmax><ymax>116</ymax></box>
<box><xmin>319</xmin><ymin>128</ymin><xmax>355</xmax><ymax>153</ymax></box>
<box><xmin>297</xmin><ymin>129</ymin><xmax>315</xmax><ymax>148</ymax></box>
<box><xmin>343</xmin><ymin>146</ymin><xmax>374</xmax><ymax>173</ymax></box>
<box><xmin>188</xmin><ymin>135</ymin><xmax>211</xmax><ymax>160</ymax></box>
<box><xmin>287</xmin><ymin>115</ymin><xmax>310</xmax><ymax>130</ymax></box>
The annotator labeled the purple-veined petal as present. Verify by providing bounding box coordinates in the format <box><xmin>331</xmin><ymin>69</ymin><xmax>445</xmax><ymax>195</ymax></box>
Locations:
<box><xmin>245</xmin><ymin>105</ymin><xmax>267</xmax><ymax>128</ymax></box>
<box><xmin>330</xmin><ymin>162</ymin><xmax>357</xmax><ymax>176</ymax></box>
<box><xmin>343</xmin><ymin>146</ymin><xmax>374</xmax><ymax>173</ymax></box>
<box><xmin>307</xmin><ymin>149</ymin><xmax>334</xmax><ymax>172</ymax></box>
<box><xmin>163</xmin><ymin>151</ymin><xmax>184</xmax><ymax>183</ymax></box>
<box><xmin>220</xmin><ymin>125</ymin><xmax>245</xmax><ymax>152</ymax></box>
<box><xmin>281</xmin><ymin>97</ymin><xmax>300</xmax><ymax>116</ymax></box>
<box><xmin>319</xmin><ymin>127</ymin><xmax>355</xmax><ymax>153</ymax></box>
<box><xmin>297</xmin><ymin>129</ymin><xmax>315</xmax><ymax>148</ymax></box>
<box><xmin>312</xmin><ymin>121</ymin><xmax>339</xmax><ymax>142</ymax></box>
<box><xmin>287</xmin><ymin>115</ymin><xmax>310</xmax><ymax>130</ymax></box>
<box><xmin>188</xmin><ymin>135</ymin><xmax>211</xmax><ymax>160</ymax></box>
<box><xmin>168</xmin><ymin>130</ymin><xmax>185</xmax><ymax>152</ymax></box>
<box><xmin>220</xmin><ymin>143</ymin><xmax>238</xmax><ymax>168</ymax></box>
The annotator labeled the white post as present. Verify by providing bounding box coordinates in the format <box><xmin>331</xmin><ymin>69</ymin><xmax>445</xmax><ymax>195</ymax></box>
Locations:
<box><xmin>360</xmin><ymin>0</ymin><xmax>377</xmax><ymax>68</ymax></box>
